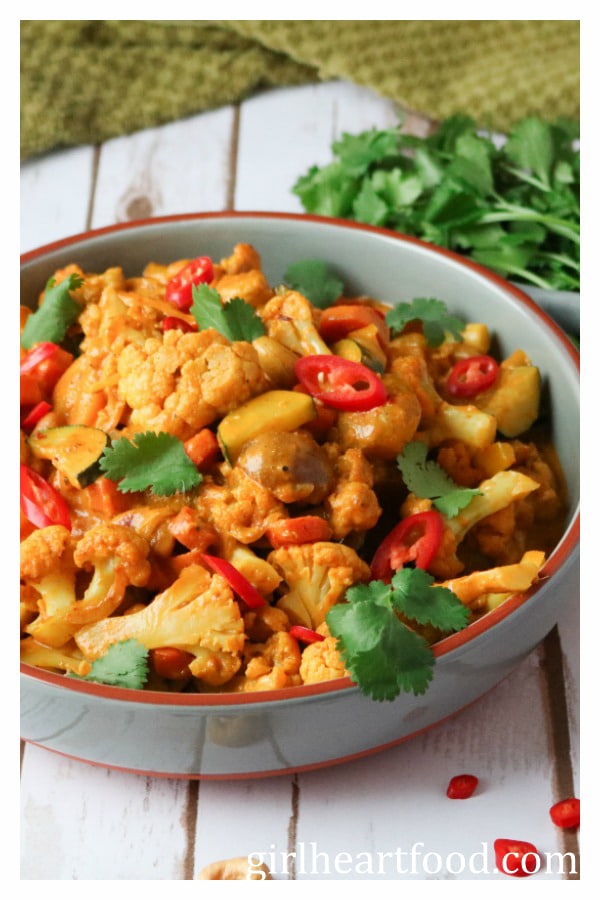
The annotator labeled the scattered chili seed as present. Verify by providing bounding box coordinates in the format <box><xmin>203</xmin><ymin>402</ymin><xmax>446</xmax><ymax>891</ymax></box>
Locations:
<box><xmin>446</xmin><ymin>773</ymin><xmax>478</xmax><ymax>799</ymax></box>
<box><xmin>494</xmin><ymin>839</ymin><xmax>541</xmax><ymax>877</ymax></box>
<box><xmin>549</xmin><ymin>797</ymin><xmax>580</xmax><ymax>829</ymax></box>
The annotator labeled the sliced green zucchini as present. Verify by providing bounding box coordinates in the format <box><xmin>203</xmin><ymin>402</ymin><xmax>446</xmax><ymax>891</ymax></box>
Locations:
<box><xmin>28</xmin><ymin>425</ymin><xmax>108</xmax><ymax>488</ymax></box>
<box><xmin>217</xmin><ymin>390</ymin><xmax>316</xmax><ymax>464</ymax></box>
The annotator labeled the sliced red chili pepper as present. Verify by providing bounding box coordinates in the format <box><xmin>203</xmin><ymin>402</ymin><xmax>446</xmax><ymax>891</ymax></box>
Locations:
<box><xmin>371</xmin><ymin>510</ymin><xmax>444</xmax><ymax>582</ymax></box>
<box><xmin>165</xmin><ymin>256</ymin><xmax>214</xmax><ymax>311</ymax></box>
<box><xmin>201</xmin><ymin>554</ymin><xmax>267</xmax><ymax>609</ymax></box>
<box><xmin>21</xmin><ymin>401</ymin><xmax>52</xmax><ymax>431</ymax></box>
<box><xmin>446</xmin><ymin>774</ymin><xmax>478</xmax><ymax>799</ymax></box>
<box><xmin>161</xmin><ymin>315</ymin><xmax>197</xmax><ymax>333</ymax></box>
<box><xmin>20</xmin><ymin>464</ymin><xmax>71</xmax><ymax>530</ymax></box>
<box><xmin>289</xmin><ymin>625</ymin><xmax>326</xmax><ymax>644</ymax></box>
<box><xmin>20</xmin><ymin>342</ymin><xmax>60</xmax><ymax>375</ymax></box>
<box><xmin>549</xmin><ymin>798</ymin><xmax>580</xmax><ymax>829</ymax></box>
<box><xmin>446</xmin><ymin>355</ymin><xmax>499</xmax><ymax>398</ymax></box>
<box><xmin>494</xmin><ymin>839</ymin><xmax>541</xmax><ymax>877</ymax></box>
<box><xmin>150</xmin><ymin>647</ymin><xmax>195</xmax><ymax>680</ymax></box>
<box><xmin>319</xmin><ymin>305</ymin><xmax>390</xmax><ymax>348</ymax></box>
<box><xmin>295</xmin><ymin>355</ymin><xmax>387</xmax><ymax>412</ymax></box>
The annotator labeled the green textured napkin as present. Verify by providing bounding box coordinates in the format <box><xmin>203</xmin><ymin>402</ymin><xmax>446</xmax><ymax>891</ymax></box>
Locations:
<box><xmin>20</xmin><ymin>20</ymin><xmax>579</xmax><ymax>160</ymax></box>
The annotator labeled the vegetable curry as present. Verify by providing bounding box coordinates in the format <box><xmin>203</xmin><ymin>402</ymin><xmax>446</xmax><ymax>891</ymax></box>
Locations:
<box><xmin>19</xmin><ymin>243</ymin><xmax>567</xmax><ymax>700</ymax></box>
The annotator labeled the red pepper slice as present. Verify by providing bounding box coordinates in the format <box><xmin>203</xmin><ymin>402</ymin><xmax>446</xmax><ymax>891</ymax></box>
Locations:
<box><xmin>20</xmin><ymin>464</ymin><xmax>71</xmax><ymax>530</ymax></box>
<box><xmin>371</xmin><ymin>510</ymin><xmax>444</xmax><ymax>582</ymax></box>
<box><xmin>446</xmin><ymin>355</ymin><xmax>499</xmax><ymax>398</ymax></box>
<box><xmin>20</xmin><ymin>342</ymin><xmax>60</xmax><ymax>375</ymax></box>
<box><xmin>161</xmin><ymin>315</ymin><xmax>197</xmax><ymax>333</ymax></box>
<box><xmin>21</xmin><ymin>401</ymin><xmax>52</xmax><ymax>431</ymax></box>
<box><xmin>295</xmin><ymin>355</ymin><xmax>387</xmax><ymax>412</ymax></box>
<box><xmin>446</xmin><ymin>774</ymin><xmax>478</xmax><ymax>799</ymax></box>
<box><xmin>494</xmin><ymin>839</ymin><xmax>541</xmax><ymax>877</ymax></box>
<box><xmin>201</xmin><ymin>554</ymin><xmax>267</xmax><ymax>609</ymax></box>
<box><xmin>289</xmin><ymin>625</ymin><xmax>326</xmax><ymax>644</ymax></box>
<box><xmin>319</xmin><ymin>305</ymin><xmax>390</xmax><ymax>348</ymax></box>
<box><xmin>165</xmin><ymin>256</ymin><xmax>214</xmax><ymax>312</ymax></box>
<box><xmin>549</xmin><ymin>798</ymin><xmax>580</xmax><ymax>829</ymax></box>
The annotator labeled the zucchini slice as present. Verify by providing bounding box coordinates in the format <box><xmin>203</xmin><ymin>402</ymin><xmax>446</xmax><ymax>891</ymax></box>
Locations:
<box><xmin>28</xmin><ymin>425</ymin><xmax>108</xmax><ymax>488</ymax></box>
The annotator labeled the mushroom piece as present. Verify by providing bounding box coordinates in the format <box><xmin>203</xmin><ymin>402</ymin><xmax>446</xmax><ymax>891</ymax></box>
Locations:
<box><xmin>236</xmin><ymin>431</ymin><xmax>335</xmax><ymax>505</ymax></box>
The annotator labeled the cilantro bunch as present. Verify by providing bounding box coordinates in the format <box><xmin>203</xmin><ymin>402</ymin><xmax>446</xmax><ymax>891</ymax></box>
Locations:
<box><xmin>293</xmin><ymin>115</ymin><xmax>579</xmax><ymax>291</ymax></box>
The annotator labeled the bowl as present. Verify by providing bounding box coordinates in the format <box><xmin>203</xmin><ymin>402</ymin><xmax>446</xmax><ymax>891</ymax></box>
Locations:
<box><xmin>20</xmin><ymin>212</ymin><xmax>580</xmax><ymax>779</ymax></box>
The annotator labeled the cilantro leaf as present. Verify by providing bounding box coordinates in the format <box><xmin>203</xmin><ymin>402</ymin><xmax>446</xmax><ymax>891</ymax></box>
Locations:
<box><xmin>391</xmin><ymin>568</ymin><xmax>470</xmax><ymax>633</ymax></box>
<box><xmin>503</xmin><ymin>117</ymin><xmax>554</xmax><ymax>187</ymax></box>
<box><xmin>73</xmin><ymin>639</ymin><xmax>149</xmax><ymax>690</ymax></box>
<box><xmin>99</xmin><ymin>432</ymin><xmax>202</xmax><ymax>496</ymax></box>
<box><xmin>385</xmin><ymin>297</ymin><xmax>465</xmax><ymax>346</ymax></box>
<box><xmin>326</xmin><ymin>581</ymin><xmax>434</xmax><ymax>701</ymax></box>
<box><xmin>397</xmin><ymin>441</ymin><xmax>480</xmax><ymax>517</ymax></box>
<box><xmin>283</xmin><ymin>259</ymin><xmax>344</xmax><ymax>309</ymax></box>
<box><xmin>21</xmin><ymin>273</ymin><xmax>84</xmax><ymax>349</ymax></box>
<box><xmin>190</xmin><ymin>284</ymin><xmax>265</xmax><ymax>341</ymax></box>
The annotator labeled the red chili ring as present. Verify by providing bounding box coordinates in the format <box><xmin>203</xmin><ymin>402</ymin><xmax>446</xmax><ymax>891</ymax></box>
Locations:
<box><xmin>294</xmin><ymin>355</ymin><xmax>387</xmax><ymax>412</ymax></box>
<box><xmin>371</xmin><ymin>510</ymin><xmax>444</xmax><ymax>582</ymax></box>
<box><xmin>446</xmin><ymin>355</ymin><xmax>499</xmax><ymax>398</ymax></box>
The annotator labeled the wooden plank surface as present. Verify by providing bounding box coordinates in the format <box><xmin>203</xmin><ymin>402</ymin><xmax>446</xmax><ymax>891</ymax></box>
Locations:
<box><xmin>20</xmin><ymin>80</ymin><xmax>579</xmax><ymax>881</ymax></box>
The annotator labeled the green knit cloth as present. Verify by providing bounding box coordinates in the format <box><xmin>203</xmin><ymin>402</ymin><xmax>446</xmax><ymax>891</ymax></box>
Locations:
<box><xmin>21</xmin><ymin>20</ymin><xmax>579</xmax><ymax>160</ymax></box>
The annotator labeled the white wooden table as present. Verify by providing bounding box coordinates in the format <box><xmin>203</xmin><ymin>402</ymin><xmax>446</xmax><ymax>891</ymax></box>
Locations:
<box><xmin>20</xmin><ymin>81</ymin><xmax>580</xmax><ymax>881</ymax></box>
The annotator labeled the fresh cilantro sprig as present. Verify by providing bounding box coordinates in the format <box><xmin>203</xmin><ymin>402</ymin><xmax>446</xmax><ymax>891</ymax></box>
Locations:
<box><xmin>326</xmin><ymin>570</ymin><xmax>468</xmax><ymax>701</ymax></box>
<box><xmin>21</xmin><ymin>273</ymin><xmax>84</xmax><ymax>349</ymax></box>
<box><xmin>385</xmin><ymin>297</ymin><xmax>465</xmax><ymax>346</ymax></box>
<box><xmin>99</xmin><ymin>432</ymin><xmax>202</xmax><ymax>496</ymax></box>
<box><xmin>190</xmin><ymin>283</ymin><xmax>265</xmax><ymax>341</ymax></box>
<box><xmin>283</xmin><ymin>259</ymin><xmax>344</xmax><ymax>309</ymax></box>
<box><xmin>397</xmin><ymin>441</ymin><xmax>481</xmax><ymax>517</ymax></box>
<box><xmin>292</xmin><ymin>115</ymin><xmax>580</xmax><ymax>292</ymax></box>
<box><xmin>71</xmin><ymin>639</ymin><xmax>149</xmax><ymax>690</ymax></box>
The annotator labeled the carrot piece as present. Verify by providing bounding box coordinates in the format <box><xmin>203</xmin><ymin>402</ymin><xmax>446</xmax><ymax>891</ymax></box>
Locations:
<box><xmin>183</xmin><ymin>429</ymin><xmax>221</xmax><ymax>470</ymax></box>
<box><xmin>150</xmin><ymin>647</ymin><xmax>195</xmax><ymax>680</ymax></box>
<box><xmin>168</xmin><ymin>506</ymin><xmax>217</xmax><ymax>551</ymax></box>
<box><xmin>83</xmin><ymin>477</ymin><xmax>129</xmax><ymax>518</ymax></box>
<box><xmin>266</xmin><ymin>516</ymin><xmax>332</xmax><ymax>548</ymax></box>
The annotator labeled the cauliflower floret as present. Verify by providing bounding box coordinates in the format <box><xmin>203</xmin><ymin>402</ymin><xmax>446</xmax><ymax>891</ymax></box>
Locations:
<box><xmin>74</xmin><ymin>564</ymin><xmax>245</xmax><ymax>687</ymax></box>
<box><xmin>213</xmin><ymin>270</ymin><xmax>273</xmax><ymax>309</ymax></box>
<box><xmin>239</xmin><ymin>631</ymin><xmax>302</xmax><ymax>692</ymax></box>
<box><xmin>218</xmin><ymin>243</ymin><xmax>262</xmax><ymax>275</ymax></box>
<box><xmin>20</xmin><ymin>526</ymin><xmax>78</xmax><ymax>647</ymax></box>
<box><xmin>440</xmin><ymin>550</ymin><xmax>546</xmax><ymax>610</ymax></box>
<box><xmin>196</xmin><ymin>466</ymin><xmax>286</xmax><ymax>544</ymax></box>
<box><xmin>69</xmin><ymin>524</ymin><xmax>151</xmax><ymax>625</ymax></box>
<box><xmin>269</xmin><ymin>542</ymin><xmax>371</xmax><ymax>629</ymax></box>
<box><xmin>299</xmin><ymin>623</ymin><xmax>347</xmax><ymax>685</ymax></box>
<box><xmin>20</xmin><ymin>523</ymin><xmax>150</xmax><ymax>647</ymax></box>
<box><xmin>243</xmin><ymin>605</ymin><xmax>290</xmax><ymax>642</ymax></box>
<box><xmin>117</xmin><ymin>328</ymin><xmax>268</xmax><ymax>440</ymax></box>
<box><xmin>261</xmin><ymin>291</ymin><xmax>331</xmax><ymax>356</ymax></box>
<box><xmin>20</xmin><ymin>636</ymin><xmax>92</xmax><ymax>677</ymax></box>
<box><xmin>322</xmin><ymin>445</ymin><xmax>382</xmax><ymax>539</ymax></box>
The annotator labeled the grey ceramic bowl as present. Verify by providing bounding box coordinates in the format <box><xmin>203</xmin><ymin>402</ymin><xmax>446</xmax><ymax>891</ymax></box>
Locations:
<box><xmin>20</xmin><ymin>212</ymin><xmax>580</xmax><ymax>779</ymax></box>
